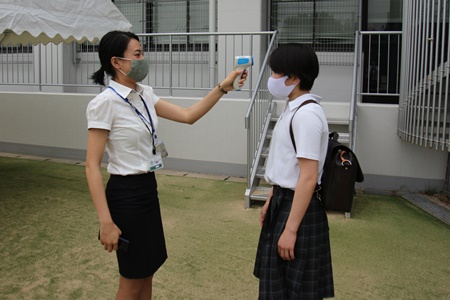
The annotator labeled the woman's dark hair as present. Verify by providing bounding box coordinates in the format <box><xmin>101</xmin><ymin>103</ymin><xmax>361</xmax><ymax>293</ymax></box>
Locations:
<box><xmin>269</xmin><ymin>43</ymin><xmax>319</xmax><ymax>91</ymax></box>
<box><xmin>90</xmin><ymin>31</ymin><xmax>140</xmax><ymax>86</ymax></box>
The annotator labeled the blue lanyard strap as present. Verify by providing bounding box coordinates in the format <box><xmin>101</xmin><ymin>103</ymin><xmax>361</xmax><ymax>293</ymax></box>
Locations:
<box><xmin>109</xmin><ymin>86</ymin><xmax>157</xmax><ymax>154</ymax></box>
<box><xmin>109</xmin><ymin>86</ymin><xmax>155</xmax><ymax>133</ymax></box>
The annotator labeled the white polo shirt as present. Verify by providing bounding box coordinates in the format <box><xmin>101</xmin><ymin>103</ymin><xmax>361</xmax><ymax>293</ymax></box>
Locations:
<box><xmin>264</xmin><ymin>94</ymin><xmax>329</xmax><ymax>190</ymax></box>
<box><xmin>86</xmin><ymin>80</ymin><xmax>160</xmax><ymax>175</ymax></box>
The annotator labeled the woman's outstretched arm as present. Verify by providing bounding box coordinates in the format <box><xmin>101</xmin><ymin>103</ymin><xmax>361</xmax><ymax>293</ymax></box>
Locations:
<box><xmin>155</xmin><ymin>70</ymin><xmax>246</xmax><ymax>124</ymax></box>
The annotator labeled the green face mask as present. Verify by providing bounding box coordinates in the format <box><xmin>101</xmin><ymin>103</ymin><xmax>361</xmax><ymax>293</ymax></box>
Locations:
<box><xmin>118</xmin><ymin>57</ymin><xmax>149</xmax><ymax>82</ymax></box>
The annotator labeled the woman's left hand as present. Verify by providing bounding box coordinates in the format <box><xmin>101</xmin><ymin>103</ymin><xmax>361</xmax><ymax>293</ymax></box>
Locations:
<box><xmin>220</xmin><ymin>69</ymin><xmax>248</xmax><ymax>92</ymax></box>
<box><xmin>278</xmin><ymin>228</ymin><xmax>297</xmax><ymax>261</ymax></box>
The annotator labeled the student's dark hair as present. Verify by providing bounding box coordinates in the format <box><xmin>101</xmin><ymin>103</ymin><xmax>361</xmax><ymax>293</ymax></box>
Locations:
<box><xmin>269</xmin><ymin>43</ymin><xmax>319</xmax><ymax>91</ymax></box>
<box><xmin>90</xmin><ymin>31</ymin><xmax>140</xmax><ymax>86</ymax></box>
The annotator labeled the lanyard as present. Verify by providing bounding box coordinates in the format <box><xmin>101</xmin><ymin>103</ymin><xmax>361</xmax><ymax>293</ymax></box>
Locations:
<box><xmin>109</xmin><ymin>86</ymin><xmax>157</xmax><ymax>154</ymax></box>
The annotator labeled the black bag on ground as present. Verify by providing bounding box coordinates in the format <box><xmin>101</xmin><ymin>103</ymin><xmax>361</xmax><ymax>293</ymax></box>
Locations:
<box><xmin>289</xmin><ymin>101</ymin><xmax>364</xmax><ymax>213</ymax></box>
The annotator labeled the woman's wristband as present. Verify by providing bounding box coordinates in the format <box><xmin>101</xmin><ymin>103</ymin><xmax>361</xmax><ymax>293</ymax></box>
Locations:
<box><xmin>217</xmin><ymin>83</ymin><xmax>228</xmax><ymax>94</ymax></box>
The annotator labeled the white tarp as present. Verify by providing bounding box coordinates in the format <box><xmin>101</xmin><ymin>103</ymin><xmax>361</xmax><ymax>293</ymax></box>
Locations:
<box><xmin>0</xmin><ymin>0</ymin><xmax>133</xmax><ymax>46</ymax></box>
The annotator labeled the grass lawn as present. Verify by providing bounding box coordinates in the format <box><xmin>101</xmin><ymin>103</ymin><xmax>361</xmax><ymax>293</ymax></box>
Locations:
<box><xmin>0</xmin><ymin>156</ymin><xmax>449</xmax><ymax>299</ymax></box>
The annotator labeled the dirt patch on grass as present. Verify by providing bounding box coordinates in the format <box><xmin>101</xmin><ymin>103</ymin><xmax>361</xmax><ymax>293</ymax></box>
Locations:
<box><xmin>424</xmin><ymin>193</ymin><xmax>450</xmax><ymax>210</ymax></box>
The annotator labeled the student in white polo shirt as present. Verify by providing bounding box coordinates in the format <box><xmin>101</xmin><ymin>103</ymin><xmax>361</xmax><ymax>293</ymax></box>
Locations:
<box><xmin>254</xmin><ymin>43</ymin><xmax>334</xmax><ymax>299</ymax></box>
<box><xmin>85</xmin><ymin>31</ymin><xmax>246</xmax><ymax>299</ymax></box>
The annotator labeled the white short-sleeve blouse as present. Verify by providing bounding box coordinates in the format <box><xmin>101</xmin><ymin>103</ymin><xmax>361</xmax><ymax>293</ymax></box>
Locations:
<box><xmin>264</xmin><ymin>94</ymin><xmax>329</xmax><ymax>190</ymax></box>
<box><xmin>86</xmin><ymin>80</ymin><xmax>160</xmax><ymax>175</ymax></box>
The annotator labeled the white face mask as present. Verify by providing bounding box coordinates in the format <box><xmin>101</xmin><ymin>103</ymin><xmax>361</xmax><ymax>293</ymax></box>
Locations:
<box><xmin>267</xmin><ymin>75</ymin><xmax>297</xmax><ymax>99</ymax></box>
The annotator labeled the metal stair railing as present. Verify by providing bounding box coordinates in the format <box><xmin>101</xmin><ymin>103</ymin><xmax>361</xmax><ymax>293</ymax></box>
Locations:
<box><xmin>349</xmin><ymin>31</ymin><xmax>360</xmax><ymax>150</ymax></box>
<box><xmin>244</xmin><ymin>31</ymin><xmax>278</xmax><ymax>208</ymax></box>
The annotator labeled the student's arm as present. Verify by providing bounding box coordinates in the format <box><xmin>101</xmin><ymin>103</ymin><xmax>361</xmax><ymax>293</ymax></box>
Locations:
<box><xmin>260</xmin><ymin>186</ymin><xmax>274</xmax><ymax>227</ymax></box>
<box><xmin>277</xmin><ymin>158</ymin><xmax>318</xmax><ymax>261</ymax></box>
<box><xmin>85</xmin><ymin>128</ymin><xmax>121</xmax><ymax>252</ymax></box>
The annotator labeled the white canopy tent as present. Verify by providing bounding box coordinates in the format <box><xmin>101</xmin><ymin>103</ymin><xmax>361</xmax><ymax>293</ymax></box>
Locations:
<box><xmin>0</xmin><ymin>0</ymin><xmax>132</xmax><ymax>46</ymax></box>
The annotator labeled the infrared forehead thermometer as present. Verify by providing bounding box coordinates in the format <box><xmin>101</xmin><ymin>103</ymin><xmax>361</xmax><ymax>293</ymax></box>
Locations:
<box><xmin>233</xmin><ymin>56</ymin><xmax>253</xmax><ymax>90</ymax></box>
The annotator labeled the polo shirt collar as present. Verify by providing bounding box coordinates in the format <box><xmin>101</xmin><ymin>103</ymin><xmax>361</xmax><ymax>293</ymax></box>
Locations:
<box><xmin>288</xmin><ymin>93</ymin><xmax>322</xmax><ymax>111</ymax></box>
<box><xmin>109</xmin><ymin>80</ymin><xmax>144</xmax><ymax>99</ymax></box>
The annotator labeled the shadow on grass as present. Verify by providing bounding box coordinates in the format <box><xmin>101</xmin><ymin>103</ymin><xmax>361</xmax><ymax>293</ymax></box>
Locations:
<box><xmin>0</xmin><ymin>157</ymin><xmax>449</xmax><ymax>299</ymax></box>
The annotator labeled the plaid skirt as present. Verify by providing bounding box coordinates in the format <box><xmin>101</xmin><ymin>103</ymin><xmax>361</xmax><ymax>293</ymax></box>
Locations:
<box><xmin>254</xmin><ymin>185</ymin><xmax>334</xmax><ymax>299</ymax></box>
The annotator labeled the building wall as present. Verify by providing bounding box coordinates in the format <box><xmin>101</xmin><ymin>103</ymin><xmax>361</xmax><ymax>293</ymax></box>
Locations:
<box><xmin>0</xmin><ymin>0</ymin><xmax>447</xmax><ymax>193</ymax></box>
<box><xmin>217</xmin><ymin>0</ymin><xmax>267</xmax><ymax>32</ymax></box>
<box><xmin>0</xmin><ymin>91</ymin><xmax>446</xmax><ymax>192</ymax></box>
<box><xmin>314</xmin><ymin>65</ymin><xmax>354</xmax><ymax>103</ymax></box>
<box><xmin>355</xmin><ymin>104</ymin><xmax>447</xmax><ymax>192</ymax></box>
<box><xmin>0</xmin><ymin>92</ymin><xmax>249</xmax><ymax>176</ymax></box>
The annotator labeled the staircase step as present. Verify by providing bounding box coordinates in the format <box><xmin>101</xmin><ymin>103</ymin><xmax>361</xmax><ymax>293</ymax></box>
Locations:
<box><xmin>250</xmin><ymin>186</ymin><xmax>271</xmax><ymax>201</ymax></box>
<box><xmin>261</xmin><ymin>147</ymin><xmax>269</xmax><ymax>157</ymax></box>
<box><xmin>338</xmin><ymin>132</ymin><xmax>350</xmax><ymax>144</ymax></box>
<box><xmin>256</xmin><ymin>166</ymin><xmax>266</xmax><ymax>178</ymax></box>
<box><xmin>327</xmin><ymin>118</ymin><xmax>349</xmax><ymax>125</ymax></box>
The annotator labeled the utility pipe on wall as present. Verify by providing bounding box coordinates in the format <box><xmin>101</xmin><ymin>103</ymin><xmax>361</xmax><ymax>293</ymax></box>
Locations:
<box><xmin>209</xmin><ymin>0</ymin><xmax>216</xmax><ymax>87</ymax></box>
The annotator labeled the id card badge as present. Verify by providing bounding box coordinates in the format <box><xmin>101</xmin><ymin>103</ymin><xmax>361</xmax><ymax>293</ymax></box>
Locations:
<box><xmin>149</xmin><ymin>154</ymin><xmax>164</xmax><ymax>171</ymax></box>
<box><xmin>154</xmin><ymin>138</ymin><xmax>168</xmax><ymax>158</ymax></box>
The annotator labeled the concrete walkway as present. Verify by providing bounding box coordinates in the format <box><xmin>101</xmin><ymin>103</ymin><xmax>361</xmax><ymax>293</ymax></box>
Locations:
<box><xmin>0</xmin><ymin>152</ymin><xmax>247</xmax><ymax>184</ymax></box>
<box><xmin>403</xmin><ymin>193</ymin><xmax>450</xmax><ymax>225</ymax></box>
<box><xmin>1</xmin><ymin>152</ymin><xmax>449</xmax><ymax>225</ymax></box>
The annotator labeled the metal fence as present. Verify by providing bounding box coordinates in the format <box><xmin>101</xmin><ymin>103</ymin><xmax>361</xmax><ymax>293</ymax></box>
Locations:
<box><xmin>0</xmin><ymin>32</ymin><xmax>275</xmax><ymax>96</ymax></box>
<box><xmin>136</xmin><ymin>32</ymin><xmax>271</xmax><ymax>98</ymax></box>
<box><xmin>398</xmin><ymin>0</ymin><xmax>449</xmax><ymax>152</ymax></box>
<box><xmin>360</xmin><ymin>31</ymin><xmax>402</xmax><ymax>98</ymax></box>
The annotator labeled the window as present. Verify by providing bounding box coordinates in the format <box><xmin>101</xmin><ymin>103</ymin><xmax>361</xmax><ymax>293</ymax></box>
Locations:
<box><xmin>0</xmin><ymin>44</ymin><xmax>33</xmax><ymax>54</ymax></box>
<box><xmin>114</xmin><ymin>0</ymin><xmax>210</xmax><ymax>50</ymax></box>
<box><xmin>270</xmin><ymin>0</ymin><xmax>359</xmax><ymax>52</ymax></box>
<box><xmin>361</xmin><ymin>0</ymin><xmax>403</xmax><ymax>104</ymax></box>
<box><xmin>365</xmin><ymin>0</ymin><xmax>402</xmax><ymax>31</ymax></box>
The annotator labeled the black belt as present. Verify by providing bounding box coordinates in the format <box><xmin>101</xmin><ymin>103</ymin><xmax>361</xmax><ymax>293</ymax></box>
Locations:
<box><xmin>272</xmin><ymin>184</ymin><xmax>321</xmax><ymax>201</ymax></box>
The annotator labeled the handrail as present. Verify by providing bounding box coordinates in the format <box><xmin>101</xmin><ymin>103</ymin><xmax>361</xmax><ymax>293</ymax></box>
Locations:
<box><xmin>349</xmin><ymin>31</ymin><xmax>359</xmax><ymax>150</ymax></box>
<box><xmin>244</xmin><ymin>31</ymin><xmax>278</xmax><ymax>191</ymax></box>
<box><xmin>138</xmin><ymin>31</ymin><xmax>277</xmax><ymax>37</ymax></box>
<box><xmin>359</xmin><ymin>31</ymin><xmax>403</xmax><ymax>35</ymax></box>
<box><xmin>245</xmin><ymin>31</ymin><xmax>278</xmax><ymax>129</ymax></box>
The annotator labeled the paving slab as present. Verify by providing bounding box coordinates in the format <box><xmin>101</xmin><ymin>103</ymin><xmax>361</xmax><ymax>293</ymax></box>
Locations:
<box><xmin>403</xmin><ymin>193</ymin><xmax>450</xmax><ymax>225</ymax></box>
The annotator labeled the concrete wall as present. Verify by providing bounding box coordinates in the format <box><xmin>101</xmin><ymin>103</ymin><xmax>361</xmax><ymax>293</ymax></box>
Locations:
<box><xmin>0</xmin><ymin>91</ymin><xmax>447</xmax><ymax>193</ymax></box>
<box><xmin>315</xmin><ymin>65</ymin><xmax>354</xmax><ymax>103</ymax></box>
<box><xmin>0</xmin><ymin>0</ymin><xmax>447</xmax><ymax>193</ymax></box>
<box><xmin>0</xmin><ymin>91</ymin><xmax>249</xmax><ymax>176</ymax></box>
<box><xmin>218</xmin><ymin>0</ymin><xmax>267</xmax><ymax>32</ymax></box>
<box><xmin>0</xmin><ymin>92</ymin><xmax>90</xmax><ymax>150</ymax></box>
<box><xmin>355</xmin><ymin>104</ymin><xmax>447</xmax><ymax>193</ymax></box>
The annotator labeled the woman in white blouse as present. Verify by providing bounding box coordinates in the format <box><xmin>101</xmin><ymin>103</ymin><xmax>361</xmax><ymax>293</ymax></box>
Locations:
<box><xmin>86</xmin><ymin>30</ymin><xmax>246</xmax><ymax>299</ymax></box>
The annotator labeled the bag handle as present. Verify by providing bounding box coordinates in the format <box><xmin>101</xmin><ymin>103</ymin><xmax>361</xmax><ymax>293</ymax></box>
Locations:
<box><xmin>340</xmin><ymin>150</ymin><xmax>352</xmax><ymax>166</ymax></box>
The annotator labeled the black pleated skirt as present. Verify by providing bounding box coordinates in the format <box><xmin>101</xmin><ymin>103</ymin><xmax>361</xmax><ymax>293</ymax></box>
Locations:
<box><xmin>254</xmin><ymin>185</ymin><xmax>334</xmax><ymax>299</ymax></box>
<box><xmin>105</xmin><ymin>172</ymin><xmax>167</xmax><ymax>279</ymax></box>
